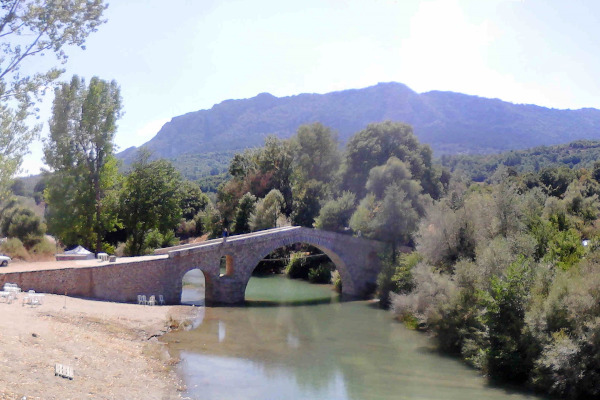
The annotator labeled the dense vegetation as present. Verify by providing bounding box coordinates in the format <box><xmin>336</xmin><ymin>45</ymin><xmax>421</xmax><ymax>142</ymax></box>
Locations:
<box><xmin>0</xmin><ymin>0</ymin><xmax>106</xmax><ymax>259</ymax></box>
<box><xmin>387</xmin><ymin>164</ymin><xmax>600</xmax><ymax>399</ymax></box>
<box><xmin>5</xmin><ymin>90</ymin><xmax>600</xmax><ymax>397</ymax></box>
<box><xmin>440</xmin><ymin>139</ymin><xmax>600</xmax><ymax>181</ymax></box>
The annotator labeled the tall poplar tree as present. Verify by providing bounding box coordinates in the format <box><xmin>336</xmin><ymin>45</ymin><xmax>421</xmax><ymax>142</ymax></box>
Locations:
<box><xmin>44</xmin><ymin>75</ymin><xmax>122</xmax><ymax>252</ymax></box>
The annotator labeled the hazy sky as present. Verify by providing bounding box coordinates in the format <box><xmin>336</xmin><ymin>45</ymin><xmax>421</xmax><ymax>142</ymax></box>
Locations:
<box><xmin>19</xmin><ymin>0</ymin><xmax>600</xmax><ymax>174</ymax></box>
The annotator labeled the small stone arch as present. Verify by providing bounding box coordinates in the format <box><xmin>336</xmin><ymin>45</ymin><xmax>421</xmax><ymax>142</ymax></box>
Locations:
<box><xmin>177</xmin><ymin>266</ymin><xmax>214</xmax><ymax>304</ymax></box>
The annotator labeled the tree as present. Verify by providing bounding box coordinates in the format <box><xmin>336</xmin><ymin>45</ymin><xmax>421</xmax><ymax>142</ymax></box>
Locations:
<box><xmin>218</xmin><ymin>136</ymin><xmax>294</xmax><ymax>222</ymax></box>
<box><xmin>481</xmin><ymin>258</ymin><xmax>534</xmax><ymax>382</ymax></box>
<box><xmin>366</xmin><ymin>157</ymin><xmax>413</xmax><ymax>198</ymax></box>
<box><xmin>291</xmin><ymin>179</ymin><xmax>327</xmax><ymax>227</ymax></box>
<box><xmin>233</xmin><ymin>192</ymin><xmax>256</xmax><ymax>234</ymax></box>
<box><xmin>342</xmin><ymin>121</ymin><xmax>443</xmax><ymax>199</ymax></box>
<box><xmin>9</xmin><ymin>179</ymin><xmax>26</xmax><ymax>196</ymax></box>
<box><xmin>179</xmin><ymin>181</ymin><xmax>209</xmax><ymax>220</ymax></box>
<box><xmin>0</xmin><ymin>0</ymin><xmax>107</xmax><ymax>198</ymax></box>
<box><xmin>349</xmin><ymin>193</ymin><xmax>377</xmax><ymax>236</ymax></box>
<box><xmin>314</xmin><ymin>191</ymin><xmax>356</xmax><ymax>233</ymax></box>
<box><xmin>292</xmin><ymin>123</ymin><xmax>341</xmax><ymax>184</ymax></box>
<box><xmin>257</xmin><ymin>136</ymin><xmax>294</xmax><ymax>214</ymax></box>
<box><xmin>370</xmin><ymin>184</ymin><xmax>419</xmax><ymax>259</ymax></box>
<box><xmin>0</xmin><ymin>198</ymin><xmax>45</xmax><ymax>247</ymax></box>
<box><xmin>250</xmin><ymin>189</ymin><xmax>285</xmax><ymax>231</ymax></box>
<box><xmin>365</xmin><ymin>156</ymin><xmax>428</xmax><ymax>216</ymax></box>
<box><xmin>44</xmin><ymin>75</ymin><xmax>122</xmax><ymax>252</ymax></box>
<box><xmin>33</xmin><ymin>177</ymin><xmax>47</xmax><ymax>204</ymax></box>
<box><xmin>120</xmin><ymin>154</ymin><xmax>182</xmax><ymax>256</ymax></box>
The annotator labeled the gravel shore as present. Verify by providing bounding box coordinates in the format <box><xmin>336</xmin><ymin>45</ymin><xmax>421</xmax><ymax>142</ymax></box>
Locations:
<box><xmin>0</xmin><ymin>292</ymin><xmax>196</xmax><ymax>399</ymax></box>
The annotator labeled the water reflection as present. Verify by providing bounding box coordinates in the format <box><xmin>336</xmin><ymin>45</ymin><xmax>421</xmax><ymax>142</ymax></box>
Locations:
<box><xmin>167</xmin><ymin>275</ymin><xmax>546</xmax><ymax>400</ymax></box>
<box><xmin>181</xmin><ymin>269</ymin><xmax>205</xmax><ymax>306</ymax></box>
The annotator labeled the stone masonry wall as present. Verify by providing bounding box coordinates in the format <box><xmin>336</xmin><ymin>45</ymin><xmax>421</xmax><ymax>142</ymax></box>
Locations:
<box><xmin>0</xmin><ymin>257</ymin><xmax>184</xmax><ymax>304</ymax></box>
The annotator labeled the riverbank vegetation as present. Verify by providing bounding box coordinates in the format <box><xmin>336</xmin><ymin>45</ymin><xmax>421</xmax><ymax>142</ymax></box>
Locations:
<box><xmin>387</xmin><ymin>165</ymin><xmax>600</xmax><ymax>399</ymax></box>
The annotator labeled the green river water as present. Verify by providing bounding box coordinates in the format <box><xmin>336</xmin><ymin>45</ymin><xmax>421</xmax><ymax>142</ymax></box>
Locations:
<box><xmin>165</xmin><ymin>273</ymin><xmax>547</xmax><ymax>400</ymax></box>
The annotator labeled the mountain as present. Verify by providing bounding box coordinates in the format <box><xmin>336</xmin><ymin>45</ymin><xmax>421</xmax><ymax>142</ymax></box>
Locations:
<box><xmin>117</xmin><ymin>82</ymin><xmax>600</xmax><ymax>172</ymax></box>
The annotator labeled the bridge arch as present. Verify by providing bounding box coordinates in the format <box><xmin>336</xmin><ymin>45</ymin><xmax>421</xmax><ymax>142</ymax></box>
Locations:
<box><xmin>180</xmin><ymin>268</ymin><xmax>208</xmax><ymax>305</ymax></box>
<box><xmin>176</xmin><ymin>264</ymin><xmax>216</xmax><ymax>303</ymax></box>
<box><xmin>240</xmin><ymin>239</ymin><xmax>355</xmax><ymax>296</ymax></box>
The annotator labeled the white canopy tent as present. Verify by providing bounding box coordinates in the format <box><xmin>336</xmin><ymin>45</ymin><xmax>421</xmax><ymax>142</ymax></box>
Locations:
<box><xmin>55</xmin><ymin>245</ymin><xmax>95</xmax><ymax>261</ymax></box>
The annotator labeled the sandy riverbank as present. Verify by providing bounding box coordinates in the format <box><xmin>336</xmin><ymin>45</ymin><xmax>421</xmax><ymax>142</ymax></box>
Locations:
<box><xmin>0</xmin><ymin>293</ymin><xmax>198</xmax><ymax>400</ymax></box>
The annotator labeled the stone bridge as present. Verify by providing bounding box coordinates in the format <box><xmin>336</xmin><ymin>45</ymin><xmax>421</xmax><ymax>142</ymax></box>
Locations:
<box><xmin>0</xmin><ymin>226</ymin><xmax>385</xmax><ymax>304</ymax></box>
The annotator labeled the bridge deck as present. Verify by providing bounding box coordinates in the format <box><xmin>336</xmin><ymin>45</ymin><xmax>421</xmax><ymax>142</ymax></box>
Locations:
<box><xmin>154</xmin><ymin>226</ymin><xmax>300</xmax><ymax>255</ymax></box>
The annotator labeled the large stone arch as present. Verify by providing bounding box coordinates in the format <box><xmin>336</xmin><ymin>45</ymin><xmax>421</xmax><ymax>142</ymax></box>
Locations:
<box><xmin>238</xmin><ymin>238</ymin><xmax>356</xmax><ymax>296</ymax></box>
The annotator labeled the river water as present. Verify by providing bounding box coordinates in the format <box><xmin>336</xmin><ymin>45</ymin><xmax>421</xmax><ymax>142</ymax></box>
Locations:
<box><xmin>165</xmin><ymin>273</ymin><xmax>546</xmax><ymax>400</ymax></box>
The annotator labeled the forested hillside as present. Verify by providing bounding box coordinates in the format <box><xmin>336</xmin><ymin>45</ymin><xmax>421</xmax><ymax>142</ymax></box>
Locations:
<box><xmin>440</xmin><ymin>140</ymin><xmax>600</xmax><ymax>181</ymax></box>
<box><xmin>118</xmin><ymin>82</ymin><xmax>600</xmax><ymax>175</ymax></box>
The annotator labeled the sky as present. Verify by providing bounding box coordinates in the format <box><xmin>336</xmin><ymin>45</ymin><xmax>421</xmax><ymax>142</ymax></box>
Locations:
<box><xmin>17</xmin><ymin>0</ymin><xmax>600</xmax><ymax>175</ymax></box>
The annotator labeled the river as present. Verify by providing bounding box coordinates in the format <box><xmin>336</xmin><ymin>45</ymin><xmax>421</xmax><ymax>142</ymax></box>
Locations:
<box><xmin>165</xmin><ymin>273</ymin><xmax>546</xmax><ymax>400</ymax></box>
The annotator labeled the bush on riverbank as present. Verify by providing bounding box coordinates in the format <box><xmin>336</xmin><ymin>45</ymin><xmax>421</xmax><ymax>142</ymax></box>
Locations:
<box><xmin>285</xmin><ymin>250</ymin><xmax>334</xmax><ymax>284</ymax></box>
<box><xmin>308</xmin><ymin>262</ymin><xmax>332</xmax><ymax>283</ymax></box>
<box><xmin>376</xmin><ymin>252</ymin><xmax>420</xmax><ymax>308</ymax></box>
<box><xmin>285</xmin><ymin>252</ymin><xmax>308</xmax><ymax>279</ymax></box>
<box><xmin>332</xmin><ymin>270</ymin><xmax>342</xmax><ymax>292</ymax></box>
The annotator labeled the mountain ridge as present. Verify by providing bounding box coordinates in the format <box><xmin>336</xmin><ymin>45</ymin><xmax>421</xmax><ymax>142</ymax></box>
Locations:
<box><xmin>117</xmin><ymin>82</ymin><xmax>600</xmax><ymax>164</ymax></box>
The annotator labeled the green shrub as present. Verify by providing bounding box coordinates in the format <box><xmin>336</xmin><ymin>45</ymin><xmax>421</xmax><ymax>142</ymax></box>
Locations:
<box><xmin>0</xmin><ymin>238</ymin><xmax>28</xmax><ymax>260</ymax></box>
<box><xmin>285</xmin><ymin>252</ymin><xmax>308</xmax><ymax>279</ymax></box>
<box><xmin>176</xmin><ymin>219</ymin><xmax>197</xmax><ymax>239</ymax></box>
<box><xmin>308</xmin><ymin>263</ymin><xmax>332</xmax><ymax>284</ymax></box>
<box><xmin>332</xmin><ymin>270</ymin><xmax>342</xmax><ymax>293</ymax></box>
<box><xmin>30</xmin><ymin>238</ymin><xmax>58</xmax><ymax>257</ymax></box>
<box><xmin>145</xmin><ymin>229</ymin><xmax>178</xmax><ymax>251</ymax></box>
<box><xmin>0</xmin><ymin>202</ymin><xmax>45</xmax><ymax>248</ymax></box>
<box><xmin>101</xmin><ymin>242</ymin><xmax>115</xmax><ymax>255</ymax></box>
<box><xmin>161</xmin><ymin>230</ymin><xmax>178</xmax><ymax>247</ymax></box>
<box><xmin>377</xmin><ymin>252</ymin><xmax>421</xmax><ymax>307</ymax></box>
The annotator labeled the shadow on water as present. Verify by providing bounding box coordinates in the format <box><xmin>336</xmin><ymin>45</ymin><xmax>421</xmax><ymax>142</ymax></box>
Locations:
<box><xmin>181</xmin><ymin>299</ymin><xmax>205</xmax><ymax>306</ymax></box>
<box><xmin>244</xmin><ymin>296</ymin><xmax>339</xmax><ymax>307</ymax></box>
